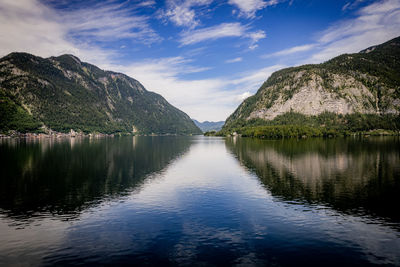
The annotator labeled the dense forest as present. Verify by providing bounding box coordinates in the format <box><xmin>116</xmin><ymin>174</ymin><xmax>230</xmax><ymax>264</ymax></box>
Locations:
<box><xmin>218</xmin><ymin>111</ymin><xmax>400</xmax><ymax>138</ymax></box>
<box><xmin>221</xmin><ymin>36</ymin><xmax>400</xmax><ymax>137</ymax></box>
<box><xmin>0</xmin><ymin>53</ymin><xmax>201</xmax><ymax>135</ymax></box>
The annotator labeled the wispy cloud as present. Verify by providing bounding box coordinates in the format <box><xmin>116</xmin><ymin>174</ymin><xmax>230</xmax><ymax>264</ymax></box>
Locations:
<box><xmin>226</xmin><ymin>57</ymin><xmax>243</xmax><ymax>63</ymax></box>
<box><xmin>266</xmin><ymin>0</ymin><xmax>400</xmax><ymax>64</ymax></box>
<box><xmin>231</xmin><ymin>65</ymin><xmax>284</xmax><ymax>89</ymax></box>
<box><xmin>228</xmin><ymin>0</ymin><xmax>279</xmax><ymax>18</ymax></box>
<box><xmin>179</xmin><ymin>22</ymin><xmax>266</xmax><ymax>49</ymax></box>
<box><xmin>111</xmin><ymin>59</ymin><xmax>227</xmax><ymax>121</ymax></box>
<box><xmin>247</xmin><ymin>30</ymin><xmax>267</xmax><ymax>49</ymax></box>
<box><xmin>308</xmin><ymin>0</ymin><xmax>400</xmax><ymax>63</ymax></box>
<box><xmin>111</xmin><ymin>58</ymin><xmax>282</xmax><ymax>121</ymax></box>
<box><xmin>4</xmin><ymin>0</ymin><xmax>398</xmax><ymax>123</ymax></box>
<box><xmin>263</xmin><ymin>44</ymin><xmax>315</xmax><ymax>58</ymax></box>
<box><xmin>0</xmin><ymin>0</ymin><xmax>78</xmax><ymax>57</ymax></box>
<box><xmin>0</xmin><ymin>0</ymin><xmax>276</xmax><ymax>121</ymax></box>
<box><xmin>341</xmin><ymin>0</ymin><xmax>366</xmax><ymax>12</ymax></box>
<box><xmin>136</xmin><ymin>0</ymin><xmax>157</xmax><ymax>8</ymax></box>
<box><xmin>158</xmin><ymin>0</ymin><xmax>213</xmax><ymax>29</ymax></box>
<box><xmin>0</xmin><ymin>0</ymin><xmax>161</xmax><ymax>65</ymax></box>
<box><xmin>60</xmin><ymin>1</ymin><xmax>161</xmax><ymax>45</ymax></box>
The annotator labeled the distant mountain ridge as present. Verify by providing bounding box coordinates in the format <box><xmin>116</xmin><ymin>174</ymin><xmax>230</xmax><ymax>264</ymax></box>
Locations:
<box><xmin>193</xmin><ymin>120</ymin><xmax>224</xmax><ymax>132</ymax></box>
<box><xmin>222</xmin><ymin>36</ymin><xmax>400</xmax><ymax>133</ymax></box>
<box><xmin>0</xmin><ymin>52</ymin><xmax>202</xmax><ymax>135</ymax></box>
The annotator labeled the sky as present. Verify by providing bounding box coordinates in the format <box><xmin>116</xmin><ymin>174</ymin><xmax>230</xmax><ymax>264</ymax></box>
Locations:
<box><xmin>1</xmin><ymin>0</ymin><xmax>400</xmax><ymax>121</ymax></box>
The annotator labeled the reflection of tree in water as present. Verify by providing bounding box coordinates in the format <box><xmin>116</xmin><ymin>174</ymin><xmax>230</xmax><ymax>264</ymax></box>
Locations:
<box><xmin>226</xmin><ymin>137</ymin><xmax>400</xmax><ymax>222</ymax></box>
<box><xmin>0</xmin><ymin>136</ymin><xmax>191</xmax><ymax>219</ymax></box>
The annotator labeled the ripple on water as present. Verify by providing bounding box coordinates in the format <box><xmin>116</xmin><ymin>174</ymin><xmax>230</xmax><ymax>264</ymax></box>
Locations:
<box><xmin>0</xmin><ymin>136</ymin><xmax>399</xmax><ymax>266</ymax></box>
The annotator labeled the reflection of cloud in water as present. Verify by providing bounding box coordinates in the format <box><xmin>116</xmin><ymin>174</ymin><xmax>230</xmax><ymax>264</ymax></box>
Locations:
<box><xmin>0</xmin><ymin>215</ymin><xmax>69</xmax><ymax>266</ymax></box>
<box><xmin>47</xmin><ymin>137</ymin><xmax>400</xmax><ymax>265</ymax></box>
<box><xmin>1</xmin><ymin>137</ymin><xmax>400</xmax><ymax>265</ymax></box>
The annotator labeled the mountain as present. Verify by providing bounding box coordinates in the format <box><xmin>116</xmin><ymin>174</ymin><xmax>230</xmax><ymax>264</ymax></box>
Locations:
<box><xmin>222</xmin><ymin>36</ymin><xmax>400</xmax><ymax>134</ymax></box>
<box><xmin>0</xmin><ymin>53</ymin><xmax>202</xmax><ymax>135</ymax></box>
<box><xmin>193</xmin><ymin>120</ymin><xmax>225</xmax><ymax>132</ymax></box>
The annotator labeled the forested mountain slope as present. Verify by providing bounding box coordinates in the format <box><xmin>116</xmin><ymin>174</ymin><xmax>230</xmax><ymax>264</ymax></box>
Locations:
<box><xmin>222</xmin><ymin>36</ymin><xmax>400</xmax><ymax>134</ymax></box>
<box><xmin>0</xmin><ymin>53</ymin><xmax>201</xmax><ymax>135</ymax></box>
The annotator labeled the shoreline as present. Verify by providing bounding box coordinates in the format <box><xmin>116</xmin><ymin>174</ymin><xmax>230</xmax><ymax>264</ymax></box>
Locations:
<box><xmin>0</xmin><ymin>131</ymin><xmax>197</xmax><ymax>139</ymax></box>
<box><xmin>208</xmin><ymin>128</ymin><xmax>400</xmax><ymax>139</ymax></box>
<box><xmin>0</xmin><ymin>131</ymin><xmax>115</xmax><ymax>139</ymax></box>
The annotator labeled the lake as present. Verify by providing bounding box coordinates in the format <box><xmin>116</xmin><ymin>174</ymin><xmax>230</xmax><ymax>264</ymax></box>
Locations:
<box><xmin>0</xmin><ymin>136</ymin><xmax>399</xmax><ymax>266</ymax></box>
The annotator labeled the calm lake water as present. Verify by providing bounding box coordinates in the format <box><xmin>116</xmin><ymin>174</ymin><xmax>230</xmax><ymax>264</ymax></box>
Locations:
<box><xmin>0</xmin><ymin>136</ymin><xmax>399</xmax><ymax>266</ymax></box>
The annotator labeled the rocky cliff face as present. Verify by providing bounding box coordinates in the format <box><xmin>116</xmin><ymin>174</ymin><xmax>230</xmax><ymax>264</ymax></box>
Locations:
<box><xmin>0</xmin><ymin>53</ymin><xmax>201</xmax><ymax>134</ymax></box>
<box><xmin>224</xmin><ymin>36</ymin><xmax>400</xmax><ymax>129</ymax></box>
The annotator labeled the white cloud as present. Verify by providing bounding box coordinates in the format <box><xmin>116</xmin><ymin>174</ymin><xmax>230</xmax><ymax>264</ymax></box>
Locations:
<box><xmin>9</xmin><ymin>0</ymin><xmax>400</xmax><ymax>123</ymax></box>
<box><xmin>231</xmin><ymin>65</ymin><xmax>284</xmax><ymax>89</ymax></box>
<box><xmin>180</xmin><ymin>23</ymin><xmax>243</xmax><ymax>45</ymax></box>
<box><xmin>179</xmin><ymin>22</ymin><xmax>266</xmax><ymax>49</ymax></box>
<box><xmin>341</xmin><ymin>0</ymin><xmax>366</xmax><ymax>12</ymax></box>
<box><xmin>263</xmin><ymin>44</ymin><xmax>315</xmax><ymax>58</ymax></box>
<box><xmin>0</xmin><ymin>0</ymin><xmax>75</xmax><ymax>57</ymax></box>
<box><xmin>110</xmin><ymin>58</ymin><xmax>283</xmax><ymax>121</ymax></box>
<box><xmin>111</xmin><ymin>60</ymin><xmax>227</xmax><ymax>121</ymax></box>
<box><xmin>265</xmin><ymin>0</ymin><xmax>400</xmax><ymax>65</ymax></box>
<box><xmin>226</xmin><ymin>57</ymin><xmax>243</xmax><ymax>63</ymax></box>
<box><xmin>236</xmin><ymin>91</ymin><xmax>252</xmax><ymax>101</ymax></box>
<box><xmin>0</xmin><ymin>0</ymin><xmax>161</xmax><ymax>66</ymax></box>
<box><xmin>247</xmin><ymin>30</ymin><xmax>267</xmax><ymax>49</ymax></box>
<box><xmin>159</xmin><ymin>0</ymin><xmax>213</xmax><ymax>29</ymax></box>
<box><xmin>60</xmin><ymin>1</ymin><xmax>161</xmax><ymax>45</ymax></box>
<box><xmin>308</xmin><ymin>0</ymin><xmax>400</xmax><ymax>63</ymax></box>
<box><xmin>136</xmin><ymin>0</ymin><xmax>157</xmax><ymax>8</ymax></box>
<box><xmin>0</xmin><ymin>0</ymin><xmax>277</xmax><ymax>121</ymax></box>
<box><xmin>228</xmin><ymin>0</ymin><xmax>279</xmax><ymax>18</ymax></box>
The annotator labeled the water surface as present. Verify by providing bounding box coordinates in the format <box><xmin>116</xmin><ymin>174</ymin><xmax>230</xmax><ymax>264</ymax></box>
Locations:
<box><xmin>0</xmin><ymin>136</ymin><xmax>399</xmax><ymax>266</ymax></box>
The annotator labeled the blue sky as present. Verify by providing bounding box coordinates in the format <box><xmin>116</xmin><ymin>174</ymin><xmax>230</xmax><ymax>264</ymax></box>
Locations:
<box><xmin>1</xmin><ymin>0</ymin><xmax>400</xmax><ymax>121</ymax></box>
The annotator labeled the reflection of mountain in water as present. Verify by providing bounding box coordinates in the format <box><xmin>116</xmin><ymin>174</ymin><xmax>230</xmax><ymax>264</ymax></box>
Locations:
<box><xmin>0</xmin><ymin>136</ymin><xmax>191</xmax><ymax>219</ymax></box>
<box><xmin>226</xmin><ymin>137</ymin><xmax>400</xmax><ymax>222</ymax></box>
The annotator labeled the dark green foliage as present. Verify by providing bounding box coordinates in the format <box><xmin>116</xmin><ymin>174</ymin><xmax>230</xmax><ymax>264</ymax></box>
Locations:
<box><xmin>0</xmin><ymin>92</ymin><xmax>41</xmax><ymax>133</ymax></box>
<box><xmin>219</xmin><ymin>111</ymin><xmax>400</xmax><ymax>138</ymax></box>
<box><xmin>0</xmin><ymin>53</ymin><xmax>201</xmax><ymax>135</ymax></box>
<box><xmin>239</xmin><ymin>125</ymin><xmax>325</xmax><ymax>138</ymax></box>
<box><xmin>223</xmin><ymin>37</ymin><xmax>400</xmax><ymax>136</ymax></box>
<box><xmin>203</xmin><ymin>131</ymin><xmax>217</xmax><ymax>136</ymax></box>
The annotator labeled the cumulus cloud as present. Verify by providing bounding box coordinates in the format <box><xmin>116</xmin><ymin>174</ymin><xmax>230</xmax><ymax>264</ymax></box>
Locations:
<box><xmin>228</xmin><ymin>0</ymin><xmax>279</xmax><ymax>18</ymax></box>
<box><xmin>179</xmin><ymin>22</ymin><xmax>266</xmax><ymax>49</ymax></box>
